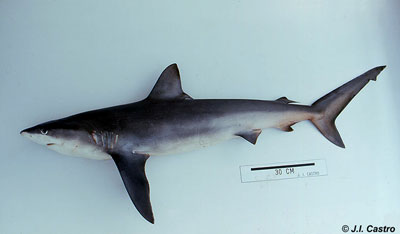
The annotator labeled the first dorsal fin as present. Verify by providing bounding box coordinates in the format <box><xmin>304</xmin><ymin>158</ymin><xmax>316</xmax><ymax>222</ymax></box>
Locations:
<box><xmin>147</xmin><ymin>64</ymin><xmax>193</xmax><ymax>101</ymax></box>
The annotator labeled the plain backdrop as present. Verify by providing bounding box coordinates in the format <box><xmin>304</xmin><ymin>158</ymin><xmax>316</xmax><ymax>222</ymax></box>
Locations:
<box><xmin>1</xmin><ymin>0</ymin><xmax>399</xmax><ymax>233</ymax></box>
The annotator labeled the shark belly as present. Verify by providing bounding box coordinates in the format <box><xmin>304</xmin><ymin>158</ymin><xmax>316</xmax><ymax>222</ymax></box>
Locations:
<box><xmin>132</xmin><ymin>109</ymin><xmax>286</xmax><ymax>156</ymax></box>
<box><xmin>140</xmin><ymin>130</ymin><xmax>235</xmax><ymax>156</ymax></box>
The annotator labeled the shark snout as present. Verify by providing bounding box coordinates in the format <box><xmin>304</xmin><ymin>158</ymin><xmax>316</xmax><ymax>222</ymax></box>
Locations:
<box><xmin>20</xmin><ymin>126</ymin><xmax>53</xmax><ymax>146</ymax></box>
<box><xmin>20</xmin><ymin>126</ymin><xmax>37</xmax><ymax>135</ymax></box>
<box><xmin>20</xmin><ymin>130</ymin><xmax>32</xmax><ymax>138</ymax></box>
<box><xmin>20</xmin><ymin>127</ymin><xmax>37</xmax><ymax>141</ymax></box>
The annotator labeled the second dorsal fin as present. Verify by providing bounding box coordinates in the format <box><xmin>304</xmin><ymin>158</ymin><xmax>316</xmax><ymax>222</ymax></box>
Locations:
<box><xmin>275</xmin><ymin>97</ymin><xmax>296</xmax><ymax>104</ymax></box>
<box><xmin>147</xmin><ymin>64</ymin><xmax>193</xmax><ymax>101</ymax></box>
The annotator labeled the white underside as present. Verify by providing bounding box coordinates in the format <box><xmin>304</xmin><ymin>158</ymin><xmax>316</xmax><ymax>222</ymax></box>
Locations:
<box><xmin>135</xmin><ymin>112</ymin><xmax>284</xmax><ymax>156</ymax></box>
<box><xmin>21</xmin><ymin>132</ymin><xmax>111</xmax><ymax>160</ymax></box>
<box><xmin>138</xmin><ymin>133</ymin><xmax>234</xmax><ymax>156</ymax></box>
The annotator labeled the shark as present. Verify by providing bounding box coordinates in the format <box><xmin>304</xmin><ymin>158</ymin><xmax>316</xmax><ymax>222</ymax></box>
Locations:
<box><xmin>20</xmin><ymin>64</ymin><xmax>385</xmax><ymax>223</ymax></box>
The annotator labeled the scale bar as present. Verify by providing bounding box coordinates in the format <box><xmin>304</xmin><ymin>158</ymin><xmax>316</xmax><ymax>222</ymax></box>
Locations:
<box><xmin>240</xmin><ymin>159</ymin><xmax>327</xmax><ymax>182</ymax></box>
<box><xmin>251</xmin><ymin>162</ymin><xmax>315</xmax><ymax>171</ymax></box>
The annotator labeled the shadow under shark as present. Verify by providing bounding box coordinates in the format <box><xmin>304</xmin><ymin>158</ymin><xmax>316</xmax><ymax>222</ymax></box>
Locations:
<box><xmin>21</xmin><ymin>64</ymin><xmax>385</xmax><ymax>223</ymax></box>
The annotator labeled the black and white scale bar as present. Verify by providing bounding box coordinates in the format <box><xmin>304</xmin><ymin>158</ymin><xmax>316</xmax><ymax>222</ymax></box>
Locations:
<box><xmin>240</xmin><ymin>159</ymin><xmax>327</xmax><ymax>183</ymax></box>
<box><xmin>251</xmin><ymin>162</ymin><xmax>315</xmax><ymax>171</ymax></box>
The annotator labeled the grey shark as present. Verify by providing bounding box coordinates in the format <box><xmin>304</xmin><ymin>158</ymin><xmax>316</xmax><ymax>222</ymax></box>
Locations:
<box><xmin>21</xmin><ymin>64</ymin><xmax>385</xmax><ymax>223</ymax></box>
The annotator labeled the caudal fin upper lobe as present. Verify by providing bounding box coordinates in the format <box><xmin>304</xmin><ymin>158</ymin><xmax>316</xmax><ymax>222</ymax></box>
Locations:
<box><xmin>310</xmin><ymin>66</ymin><xmax>386</xmax><ymax>148</ymax></box>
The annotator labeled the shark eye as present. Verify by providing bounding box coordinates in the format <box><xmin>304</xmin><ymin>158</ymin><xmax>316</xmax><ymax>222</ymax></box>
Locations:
<box><xmin>40</xmin><ymin>129</ymin><xmax>48</xmax><ymax>135</ymax></box>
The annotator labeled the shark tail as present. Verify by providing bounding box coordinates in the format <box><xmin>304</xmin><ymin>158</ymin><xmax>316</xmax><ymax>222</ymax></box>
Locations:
<box><xmin>310</xmin><ymin>66</ymin><xmax>386</xmax><ymax>148</ymax></box>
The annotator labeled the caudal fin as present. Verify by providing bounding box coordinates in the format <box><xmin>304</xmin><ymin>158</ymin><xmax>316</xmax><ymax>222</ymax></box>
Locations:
<box><xmin>311</xmin><ymin>66</ymin><xmax>386</xmax><ymax>148</ymax></box>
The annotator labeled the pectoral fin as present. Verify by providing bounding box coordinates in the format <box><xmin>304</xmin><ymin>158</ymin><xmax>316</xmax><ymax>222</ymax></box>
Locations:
<box><xmin>235</xmin><ymin>129</ymin><xmax>262</xmax><ymax>145</ymax></box>
<box><xmin>110</xmin><ymin>152</ymin><xmax>154</xmax><ymax>224</ymax></box>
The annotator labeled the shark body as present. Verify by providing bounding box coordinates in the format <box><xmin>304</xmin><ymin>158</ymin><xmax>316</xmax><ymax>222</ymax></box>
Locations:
<box><xmin>21</xmin><ymin>64</ymin><xmax>385</xmax><ymax>223</ymax></box>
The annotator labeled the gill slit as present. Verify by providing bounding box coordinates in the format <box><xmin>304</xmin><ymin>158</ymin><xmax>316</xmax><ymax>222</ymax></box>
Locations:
<box><xmin>90</xmin><ymin>130</ymin><xmax>119</xmax><ymax>151</ymax></box>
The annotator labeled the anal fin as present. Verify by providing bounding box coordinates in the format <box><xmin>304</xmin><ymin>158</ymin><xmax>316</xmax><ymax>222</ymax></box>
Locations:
<box><xmin>280</xmin><ymin>125</ymin><xmax>294</xmax><ymax>132</ymax></box>
<box><xmin>235</xmin><ymin>129</ymin><xmax>262</xmax><ymax>145</ymax></box>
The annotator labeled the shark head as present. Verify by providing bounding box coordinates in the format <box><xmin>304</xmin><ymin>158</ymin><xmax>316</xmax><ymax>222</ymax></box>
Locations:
<box><xmin>20</xmin><ymin>119</ymin><xmax>111</xmax><ymax>160</ymax></box>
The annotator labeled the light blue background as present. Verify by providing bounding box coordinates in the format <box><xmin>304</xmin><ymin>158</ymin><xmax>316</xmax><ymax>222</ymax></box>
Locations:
<box><xmin>1</xmin><ymin>0</ymin><xmax>399</xmax><ymax>233</ymax></box>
